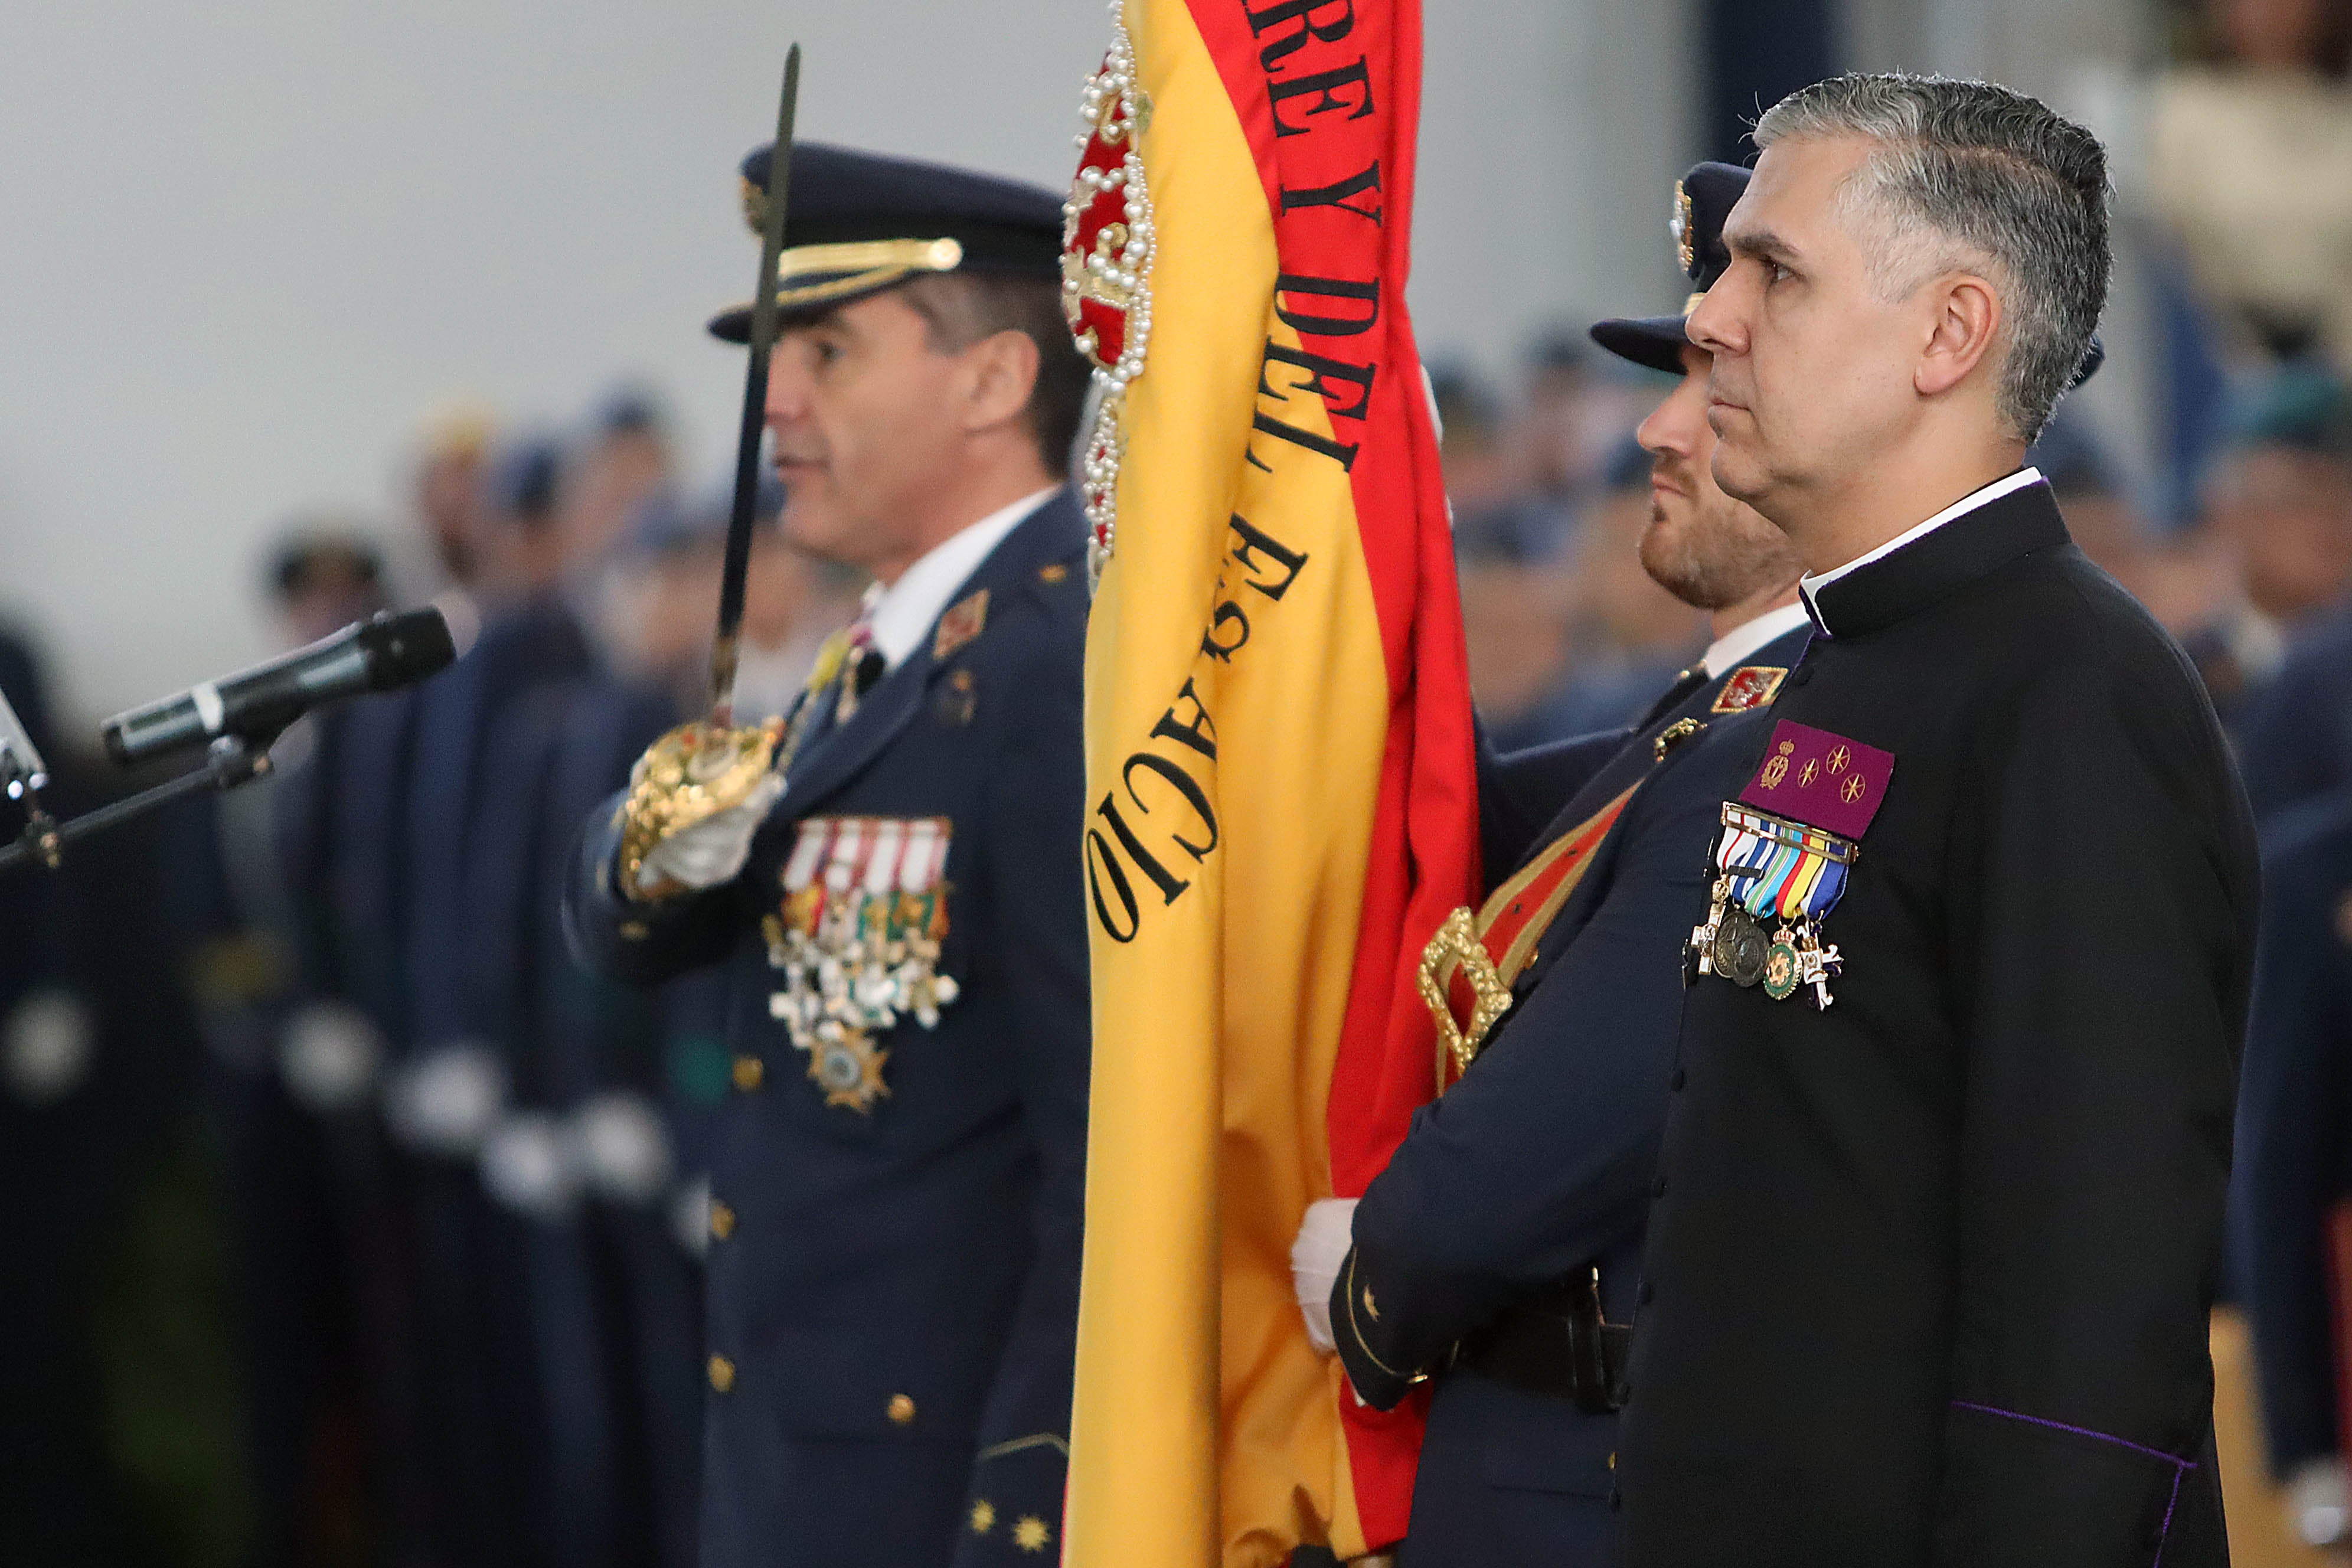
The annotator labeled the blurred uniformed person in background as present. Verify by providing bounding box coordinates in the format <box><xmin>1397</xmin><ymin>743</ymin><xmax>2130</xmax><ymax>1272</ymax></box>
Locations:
<box><xmin>2216</xmin><ymin>373</ymin><xmax>2352</xmax><ymax>818</ymax></box>
<box><xmin>1299</xmin><ymin>161</ymin><xmax>1814</xmax><ymax>1566</ymax></box>
<box><xmin>179</xmin><ymin>529</ymin><xmax>390</xmax><ymax>1566</ymax></box>
<box><xmin>393</xmin><ymin>434</ymin><xmax>597</xmax><ymax>1565</ymax></box>
<box><xmin>565</xmin><ymin>143</ymin><xmax>1093</xmax><ymax>1568</ymax></box>
<box><xmin>2238</xmin><ymin>785</ymin><xmax>2352</xmax><ymax>1554</ymax></box>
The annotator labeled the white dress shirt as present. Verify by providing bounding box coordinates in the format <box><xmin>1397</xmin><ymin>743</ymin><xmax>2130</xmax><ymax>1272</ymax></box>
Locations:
<box><xmin>1798</xmin><ymin>466</ymin><xmax>2045</xmax><ymax>633</ymax></box>
<box><xmin>863</xmin><ymin>487</ymin><xmax>1060</xmax><ymax>671</ymax></box>
<box><xmin>1698</xmin><ymin>600</ymin><xmax>1813</xmax><ymax>677</ymax></box>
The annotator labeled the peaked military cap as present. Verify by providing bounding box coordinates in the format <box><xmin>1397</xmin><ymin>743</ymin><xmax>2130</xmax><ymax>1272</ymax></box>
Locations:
<box><xmin>1588</xmin><ymin>161</ymin><xmax>1750</xmax><ymax>375</ymax></box>
<box><xmin>1589</xmin><ymin>159</ymin><xmax>2106</xmax><ymax>390</ymax></box>
<box><xmin>708</xmin><ymin>142</ymin><xmax>1066</xmax><ymax>342</ymax></box>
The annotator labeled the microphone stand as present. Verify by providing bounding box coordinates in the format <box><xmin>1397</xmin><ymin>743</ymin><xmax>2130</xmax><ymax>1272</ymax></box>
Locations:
<box><xmin>0</xmin><ymin>730</ymin><xmax>279</xmax><ymax>877</ymax></box>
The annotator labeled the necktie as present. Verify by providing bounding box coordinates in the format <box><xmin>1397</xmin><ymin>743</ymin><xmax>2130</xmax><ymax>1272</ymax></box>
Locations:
<box><xmin>835</xmin><ymin>620</ymin><xmax>886</xmax><ymax>723</ymax></box>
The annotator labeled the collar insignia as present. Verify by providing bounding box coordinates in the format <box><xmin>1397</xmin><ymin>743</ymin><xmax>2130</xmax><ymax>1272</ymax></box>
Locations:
<box><xmin>933</xmin><ymin>589</ymin><xmax>989</xmax><ymax>661</ymax></box>
<box><xmin>1710</xmin><ymin>665</ymin><xmax>1787</xmax><ymax>714</ymax></box>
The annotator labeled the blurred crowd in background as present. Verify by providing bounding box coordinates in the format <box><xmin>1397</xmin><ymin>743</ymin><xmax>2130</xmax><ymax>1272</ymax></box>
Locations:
<box><xmin>6</xmin><ymin>0</ymin><xmax>2352</xmax><ymax>1564</ymax></box>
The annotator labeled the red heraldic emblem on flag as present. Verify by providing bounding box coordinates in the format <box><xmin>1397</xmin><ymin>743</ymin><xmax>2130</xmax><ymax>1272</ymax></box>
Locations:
<box><xmin>1063</xmin><ymin>0</ymin><xmax>1478</xmax><ymax>1563</ymax></box>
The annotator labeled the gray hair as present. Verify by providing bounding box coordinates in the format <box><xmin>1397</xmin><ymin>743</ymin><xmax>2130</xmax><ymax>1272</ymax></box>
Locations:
<box><xmin>1753</xmin><ymin>73</ymin><xmax>2108</xmax><ymax>442</ymax></box>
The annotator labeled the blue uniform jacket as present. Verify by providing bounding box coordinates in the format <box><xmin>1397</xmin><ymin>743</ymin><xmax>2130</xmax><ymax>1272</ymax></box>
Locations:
<box><xmin>1337</xmin><ymin>628</ymin><xmax>1807</xmax><ymax>1567</ymax></box>
<box><xmin>2235</xmin><ymin>603</ymin><xmax>2352</xmax><ymax>825</ymax></box>
<box><xmin>565</xmin><ymin>492</ymin><xmax>1092</xmax><ymax>1568</ymax></box>
<box><xmin>2236</xmin><ymin>786</ymin><xmax>2352</xmax><ymax>1478</ymax></box>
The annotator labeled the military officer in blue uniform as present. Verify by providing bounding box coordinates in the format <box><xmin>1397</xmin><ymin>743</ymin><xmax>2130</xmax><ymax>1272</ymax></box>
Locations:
<box><xmin>565</xmin><ymin>143</ymin><xmax>1093</xmax><ymax>1568</ymax></box>
<box><xmin>1297</xmin><ymin>162</ymin><xmax>1812</xmax><ymax>1566</ymax></box>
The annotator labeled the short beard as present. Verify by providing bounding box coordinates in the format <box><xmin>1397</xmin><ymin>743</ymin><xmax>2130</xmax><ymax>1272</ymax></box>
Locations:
<box><xmin>1638</xmin><ymin>458</ymin><xmax>1803</xmax><ymax>613</ymax></box>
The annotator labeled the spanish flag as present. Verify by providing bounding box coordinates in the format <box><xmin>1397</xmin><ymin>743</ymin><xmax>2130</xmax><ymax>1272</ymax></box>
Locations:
<box><xmin>1061</xmin><ymin>0</ymin><xmax>1476</xmax><ymax>1559</ymax></box>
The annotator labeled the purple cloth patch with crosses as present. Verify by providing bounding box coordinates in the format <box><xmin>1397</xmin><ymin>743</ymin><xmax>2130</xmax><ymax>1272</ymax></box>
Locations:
<box><xmin>1737</xmin><ymin>720</ymin><xmax>1895</xmax><ymax>839</ymax></box>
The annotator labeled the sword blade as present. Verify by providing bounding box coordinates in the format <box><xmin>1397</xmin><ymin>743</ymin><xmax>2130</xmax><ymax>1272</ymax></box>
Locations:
<box><xmin>709</xmin><ymin>43</ymin><xmax>802</xmax><ymax>723</ymax></box>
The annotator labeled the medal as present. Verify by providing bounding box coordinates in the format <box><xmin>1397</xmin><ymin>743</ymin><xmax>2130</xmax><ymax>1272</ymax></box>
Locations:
<box><xmin>807</xmin><ymin>1028</ymin><xmax>891</xmax><ymax>1110</ymax></box>
<box><xmin>1761</xmin><ymin>930</ymin><xmax>1801</xmax><ymax>1000</ymax></box>
<box><xmin>763</xmin><ymin>815</ymin><xmax>959</xmax><ymax>1112</ymax></box>
<box><xmin>1711</xmin><ymin>906</ymin><xmax>1769</xmax><ymax>987</ymax></box>
<box><xmin>1694</xmin><ymin>802</ymin><xmax>1860</xmax><ymax>1008</ymax></box>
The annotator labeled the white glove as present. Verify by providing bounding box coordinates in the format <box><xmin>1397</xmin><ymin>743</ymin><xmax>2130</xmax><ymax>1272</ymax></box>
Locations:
<box><xmin>2288</xmin><ymin>1455</ymin><xmax>2349</xmax><ymax>1547</ymax></box>
<box><xmin>481</xmin><ymin>1110</ymin><xmax>584</xmax><ymax>1221</ymax></box>
<box><xmin>384</xmin><ymin>1041</ymin><xmax>505</xmax><ymax>1158</ymax></box>
<box><xmin>278</xmin><ymin>1001</ymin><xmax>384</xmax><ymax>1113</ymax></box>
<box><xmin>1291</xmin><ymin>1196</ymin><xmax>1359</xmax><ymax>1354</ymax></box>
<box><xmin>2</xmin><ymin>988</ymin><xmax>94</xmax><ymax>1106</ymax></box>
<box><xmin>636</xmin><ymin>772</ymin><xmax>784</xmax><ymax>896</ymax></box>
<box><xmin>670</xmin><ymin>1174</ymin><xmax>713</xmax><ymax>1260</ymax></box>
<box><xmin>571</xmin><ymin>1090</ymin><xmax>675</xmax><ymax>1206</ymax></box>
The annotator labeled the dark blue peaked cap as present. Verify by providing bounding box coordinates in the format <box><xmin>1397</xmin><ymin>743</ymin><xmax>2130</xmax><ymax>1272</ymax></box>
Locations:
<box><xmin>1588</xmin><ymin>159</ymin><xmax>2105</xmax><ymax>391</ymax></box>
<box><xmin>1589</xmin><ymin>161</ymin><xmax>1751</xmax><ymax>376</ymax></box>
<box><xmin>708</xmin><ymin>142</ymin><xmax>1067</xmax><ymax>342</ymax></box>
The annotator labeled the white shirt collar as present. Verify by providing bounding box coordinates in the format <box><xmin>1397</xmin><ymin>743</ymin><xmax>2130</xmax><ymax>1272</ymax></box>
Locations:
<box><xmin>862</xmin><ymin>488</ymin><xmax>1059</xmax><ymax>669</ymax></box>
<box><xmin>1698</xmin><ymin>599</ymin><xmax>1812</xmax><ymax>677</ymax></box>
<box><xmin>1797</xmin><ymin>466</ymin><xmax>2044</xmax><ymax>632</ymax></box>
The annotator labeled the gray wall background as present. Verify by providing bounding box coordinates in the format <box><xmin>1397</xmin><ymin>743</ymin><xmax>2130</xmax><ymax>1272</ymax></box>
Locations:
<box><xmin>0</xmin><ymin>1</ymin><xmax>2150</xmax><ymax>730</ymax></box>
<box><xmin>0</xmin><ymin>0</ymin><xmax>1701</xmax><ymax>729</ymax></box>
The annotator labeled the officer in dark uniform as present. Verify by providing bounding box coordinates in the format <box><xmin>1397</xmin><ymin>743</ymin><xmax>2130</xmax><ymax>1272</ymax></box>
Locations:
<box><xmin>178</xmin><ymin>531</ymin><xmax>388</xmax><ymax>1566</ymax></box>
<box><xmin>564</xmin><ymin>143</ymin><xmax>1093</xmax><ymax>1568</ymax></box>
<box><xmin>1305</xmin><ymin>162</ymin><xmax>1811</xmax><ymax>1566</ymax></box>
<box><xmin>1616</xmin><ymin>76</ymin><xmax>2256</xmax><ymax>1566</ymax></box>
<box><xmin>472</xmin><ymin>659</ymin><xmax>692</xmax><ymax>1568</ymax></box>
<box><xmin>394</xmin><ymin>435</ymin><xmax>595</xmax><ymax>1566</ymax></box>
<box><xmin>2213</xmin><ymin>373</ymin><xmax>2352</xmax><ymax>820</ymax></box>
<box><xmin>2236</xmin><ymin>786</ymin><xmax>2352</xmax><ymax>1550</ymax></box>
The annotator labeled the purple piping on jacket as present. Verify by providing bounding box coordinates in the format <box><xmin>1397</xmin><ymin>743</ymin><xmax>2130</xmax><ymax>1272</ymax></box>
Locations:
<box><xmin>1949</xmin><ymin>1400</ymin><xmax>2196</xmax><ymax>1568</ymax></box>
<box><xmin>2152</xmin><ymin>1465</ymin><xmax>2187</xmax><ymax>1568</ymax></box>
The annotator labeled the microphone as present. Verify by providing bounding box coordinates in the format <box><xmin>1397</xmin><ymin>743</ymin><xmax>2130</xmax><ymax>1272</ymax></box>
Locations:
<box><xmin>102</xmin><ymin>607</ymin><xmax>456</xmax><ymax>766</ymax></box>
<box><xmin>0</xmin><ymin>687</ymin><xmax>48</xmax><ymax>801</ymax></box>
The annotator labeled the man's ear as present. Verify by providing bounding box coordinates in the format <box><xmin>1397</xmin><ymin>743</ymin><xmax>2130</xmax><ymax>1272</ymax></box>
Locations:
<box><xmin>958</xmin><ymin>329</ymin><xmax>1041</xmax><ymax>435</ymax></box>
<box><xmin>1915</xmin><ymin>273</ymin><xmax>2001</xmax><ymax>400</ymax></box>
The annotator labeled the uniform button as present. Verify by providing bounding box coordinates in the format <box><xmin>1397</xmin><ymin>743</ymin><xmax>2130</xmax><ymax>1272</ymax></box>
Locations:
<box><xmin>1638</xmin><ymin>1280</ymin><xmax>1654</xmax><ymax>1305</ymax></box>
<box><xmin>707</xmin><ymin>1354</ymin><xmax>736</xmax><ymax>1393</ymax></box>
<box><xmin>887</xmin><ymin>1393</ymin><xmax>917</xmax><ymax>1425</ymax></box>
<box><xmin>1608</xmin><ymin>1451</ymin><xmax>1617</xmax><ymax>1470</ymax></box>
<box><xmin>1671</xmin><ymin>1068</ymin><xmax>1685</xmax><ymax>1091</ymax></box>
<box><xmin>709</xmin><ymin>1200</ymin><xmax>736</xmax><ymax>1242</ymax></box>
<box><xmin>732</xmin><ymin>1054</ymin><xmax>765</xmax><ymax>1092</ymax></box>
<box><xmin>1652</xmin><ymin>1175</ymin><xmax>1667</xmax><ymax>1197</ymax></box>
<box><xmin>618</xmin><ymin>920</ymin><xmax>651</xmax><ymax>942</ymax></box>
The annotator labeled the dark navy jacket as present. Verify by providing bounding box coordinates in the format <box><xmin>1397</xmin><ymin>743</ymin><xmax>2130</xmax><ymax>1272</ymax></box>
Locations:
<box><xmin>2236</xmin><ymin>786</ymin><xmax>2352</xmax><ymax>1479</ymax></box>
<box><xmin>1337</xmin><ymin>625</ymin><xmax>1808</xmax><ymax>1567</ymax></box>
<box><xmin>566</xmin><ymin>492</ymin><xmax>1091</xmax><ymax>1568</ymax></box>
<box><xmin>2235</xmin><ymin>603</ymin><xmax>2352</xmax><ymax>824</ymax></box>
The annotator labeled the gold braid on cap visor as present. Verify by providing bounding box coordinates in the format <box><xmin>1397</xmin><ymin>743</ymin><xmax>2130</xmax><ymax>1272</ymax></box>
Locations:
<box><xmin>716</xmin><ymin>237</ymin><xmax>968</xmax><ymax>318</ymax></box>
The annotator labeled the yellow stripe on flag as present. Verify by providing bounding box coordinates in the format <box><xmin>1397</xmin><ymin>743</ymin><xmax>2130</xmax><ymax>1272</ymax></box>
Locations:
<box><xmin>1068</xmin><ymin>0</ymin><xmax>1393</xmax><ymax>1562</ymax></box>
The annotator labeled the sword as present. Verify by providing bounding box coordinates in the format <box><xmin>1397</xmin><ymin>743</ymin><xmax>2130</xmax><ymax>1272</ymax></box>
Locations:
<box><xmin>708</xmin><ymin>44</ymin><xmax>802</xmax><ymax>728</ymax></box>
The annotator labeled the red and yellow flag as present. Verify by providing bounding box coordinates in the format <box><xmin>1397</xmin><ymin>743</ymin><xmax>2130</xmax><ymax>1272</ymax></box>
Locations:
<box><xmin>1061</xmin><ymin>0</ymin><xmax>1476</xmax><ymax>1559</ymax></box>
